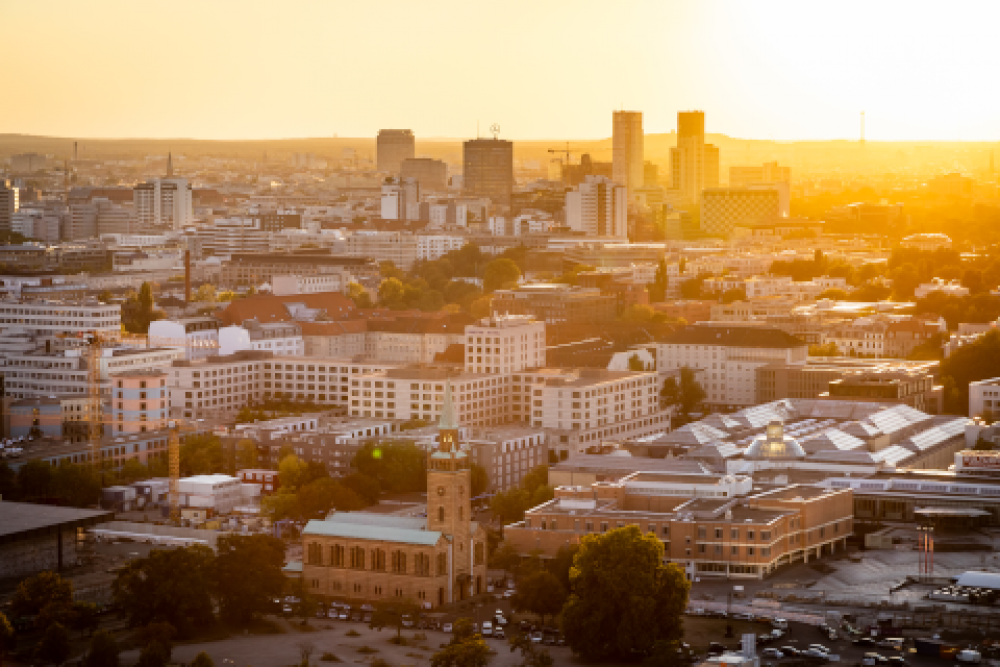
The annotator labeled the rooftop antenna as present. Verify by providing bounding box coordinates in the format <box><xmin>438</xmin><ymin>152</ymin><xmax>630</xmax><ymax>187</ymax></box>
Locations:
<box><xmin>490</xmin><ymin>124</ymin><xmax>500</xmax><ymax>140</ymax></box>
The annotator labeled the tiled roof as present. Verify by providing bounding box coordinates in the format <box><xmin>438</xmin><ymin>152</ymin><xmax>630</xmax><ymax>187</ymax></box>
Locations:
<box><xmin>660</xmin><ymin>325</ymin><xmax>806</xmax><ymax>348</ymax></box>
<box><xmin>219</xmin><ymin>292</ymin><xmax>356</xmax><ymax>325</ymax></box>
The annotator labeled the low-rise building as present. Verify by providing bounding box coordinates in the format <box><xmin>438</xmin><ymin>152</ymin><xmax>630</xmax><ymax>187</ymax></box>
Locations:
<box><xmin>491</xmin><ymin>283</ymin><xmax>617</xmax><ymax>324</ymax></box>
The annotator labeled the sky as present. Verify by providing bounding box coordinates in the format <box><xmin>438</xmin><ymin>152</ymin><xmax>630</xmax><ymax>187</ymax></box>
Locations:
<box><xmin>3</xmin><ymin>0</ymin><xmax>1000</xmax><ymax>142</ymax></box>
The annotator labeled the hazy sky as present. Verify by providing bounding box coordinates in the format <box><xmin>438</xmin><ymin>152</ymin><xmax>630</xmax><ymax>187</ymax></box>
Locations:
<box><xmin>4</xmin><ymin>0</ymin><xmax>1000</xmax><ymax>141</ymax></box>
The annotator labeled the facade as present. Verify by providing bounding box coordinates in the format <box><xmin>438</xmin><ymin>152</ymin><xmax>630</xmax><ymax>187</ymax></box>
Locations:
<box><xmin>416</xmin><ymin>235</ymin><xmax>465</xmax><ymax>261</ymax></box>
<box><xmin>110</xmin><ymin>370</ymin><xmax>168</xmax><ymax>434</ymax></box>
<box><xmin>168</xmin><ymin>350</ymin><xmax>270</xmax><ymax>420</ymax></box>
<box><xmin>301</xmin><ymin>385</ymin><xmax>488</xmax><ymax>607</ymax></box>
<box><xmin>133</xmin><ymin>168</ymin><xmax>193</xmax><ymax>231</ymax></box>
<box><xmin>504</xmin><ymin>473</ymin><xmax>853</xmax><ymax>580</ymax></box>
<box><xmin>0</xmin><ymin>183</ymin><xmax>18</xmax><ymax>234</ymax></box>
<box><xmin>970</xmin><ymin>377</ymin><xmax>1000</xmax><ymax>420</ymax></box>
<box><xmin>612</xmin><ymin>111</ymin><xmax>644</xmax><ymax>195</ymax></box>
<box><xmin>914</xmin><ymin>278</ymin><xmax>970</xmax><ymax>299</ymax></box>
<box><xmin>376</xmin><ymin>130</ymin><xmax>416</xmax><ymax>174</ymax></box>
<box><xmin>220</xmin><ymin>253</ymin><xmax>375</xmax><ymax>289</ymax></box>
<box><xmin>700</xmin><ymin>187</ymin><xmax>780</xmax><ymax>237</ymax></box>
<box><xmin>511</xmin><ymin>367</ymin><xmax>668</xmax><ymax>458</ymax></box>
<box><xmin>0</xmin><ymin>299</ymin><xmax>120</xmax><ymax>337</ymax></box>
<box><xmin>464</xmin><ymin>315</ymin><xmax>545</xmax><ymax>375</ymax></box>
<box><xmin>657</xmin><ymin>324</ymin><xmax>809</xmax><ymax>411</ymax></box>
<box><xmin>491</xmin><ymin>283</ymin><xmax>617</xmax><ymax>324</ymax></box>
<box><xmin>401</xmin><ymin>158</ymin><xmax>448</xmax><ymax>191</ymax></box>
<box><xmin>345</xmin><ymin>232</ymin><xmax>420</xmax><ymax>271</ymax></box>
<box><xmin>380</xmin><ymin>177</ymin><xmax>420</xmax><ymax>221</ymax></box>
<box><xmin>466</xmin><ymin>426</ymin><xmax>548</xmax><ymax>492</ymax></box>
<box><xmin>463</xmin><ymin>138</ymin><xmax>514</xmax><ymax>208</ymax></box>
<box><xmin>564</xmin><ymin>176</ymin><xmax>628</xmax><ymax>238</ymax></box>
<box><xmin>271</xmin><ymin>274</ymin><xmax>348</xmax><ymax>296</ymax></box>
<box><xmin>670</xmin><ymin>111</ymin><xmax>720</xmax><ymax>204</ymax></box>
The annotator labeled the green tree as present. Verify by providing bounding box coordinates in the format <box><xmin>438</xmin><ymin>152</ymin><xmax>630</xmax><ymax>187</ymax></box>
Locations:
<box><xmin>678</xmin><ymin>367</ymin><xmax>706</xmax><ymax>416</ymax></box>
<box><xmin>0</xmin><ymin>612</ymin><xmax>15</xmax><ymax>667</ymax></box>
<box><xmin>82</xmin><ymin>630</ymin><xmax>119</xmax><ymax>667</ymax></box>
<box><xmin>679</xmin><ymin>275</ymin><xmax>707</xmax><ymax>299</ymax></box>
<box><xmin>352</xmin><ymin>442</ymin><xmax>426</xmax><ymax>493</ymax></box>
<box><xmin>236</xmin><ymin>439</ymin><xmax>258</xmax><ymax>469</ymax></box>
<box><xmin>511</xmin><ymin>571</ymin><xmax>566</xmax><ymax>625</ymax></box>
<box><xmin>135</xmin><ymin>642</ymin><xmax>168</xmax><ymax>667</ymax></box>
<box><xmin>135</xmin><ymin>623</ymin><xmax>175</xmax><ymax>662</ymax></box>
<box><xmin>562</xmin><ymin>525</ymin><xmax>690</xmax><ymax>660</ymax></box>
<box><xmin>179</xmin><ymin>434</ymin><xmax>223</xmax><ymax>476</ymax></box>
<box><xmin>490</xmin><ymin>488</ymin><xmax>530</xmax><ymax>523</ymax></box>
<box><xmin>139</xmin><ymin>282</ymin><xmax>154</xmax><ymax>322</ymax></box>
<box><xmin>522</xmin><ymin>465</ymin><xmax>548</xmax><ymax>495</ymax></box>
<box><xmin>431</xmin><ymin>618</ymin><xmax>491</xmax><ymax>667</ymax></box>
<box><xmin>509</xmin><ymin>633</ymin><xmax>553</xmax><ymax>667</ymax></box>
<box><xmin>35</xmin><ymin>623</ymin><xmax>71</xmax><ymax>666</ymax></box>
<box><xmin>483</xmin><ymin>258</ymin><xmax>521</xmax><ymax>292</ymax></box>
<box><xmin>470</xmin><ymin>295</ymin><xmax>493</xmax><ymax>319</ymax></box>
<box><xmin>98</xmin><ymin>289</ymin><xmax>113</xmax><ymax>303</ymax></box>
<box><xmin>942</xmin><ymin>330</ymin><xmax>1000</xmax><ymax>414</ymax></box>
<box><xmin>649</xmin><ymin>259</ymin><xmax>669</xmax><ymax>303</ymax></box>
<box><xmin>278</xmin><ymin>454</ymin><xmax>309</xmax><ymax>490</ymax></box>
<box><xmin>378</xmin><ymin>277</ymin><xmax>406</xmax><ymax>308</ymax></box>
<box><xmin>628</xmin><ymin>353</ymin><xmax>647</xmax><ymax>371</ymax></box>
<box><xmin>16</xmin><ymin>459</ymin><xmax>55</xmax><ymax>501</ymax></box>
<box><xmin>369</xmin><ymin>598</ymin><xmax>420</xmax><ymax>638</ymax></box>
<box><xmin>113</xmin><ymin>545</ymin><xmax>216</xmax><ymax>636</ymax></box>
<box><xmin>550</xmin><ymin>544</ymin><xmax>580</xmax><ymax>591</ymax></box>
<box><xmin>347</xmin><ymin>282</ymin><xmax>373</xmax><ymax>308</ymax></box>
<box><xmin>341</xmin><ymin>472</ymin><xmax>381</xmax><ymax>505</ymax></box>
<box><xmin>12</xmin><ymin>571</ymin><xmax>73</xmax><ymax>623</ymax></box>
<box><xmin>213</xmin><ymin>535</ymin><xmax>286</xmax><ymax>625</ymax></box>
<box><xmin>720</xmin><ymin>288</ymin><xmax>746</xmax><ymax>304</ymax></box>
<box><xmin>69</xmin><ymin>601</ymin><xmax>100</xmax><ymax>638</ymax></box>
<box><xmin>660</xmin><ymin>377</ymin><xmax>681</xmax><ymax>409</ymax></box>
<box><xmin>470</xmin><ymin>464</ymin><xmax>489</xmax><ymax>498</ymax></box>
<box><xmin>191</xmin><ymin>652</ymin><xmax>215</xmax><ymax>667</ymax></box>
<box><xmin>809</xmin><ymin>342</ymin><xmax>840</xmax><ymax>356</ymax></box>
<box><xmin>620</xmin><ymin>304</ymin><xmax>654</xmax><ymax>323</ymax></box>
<box><xmin>297</xmin><ymin>477</ymin><xmax>366</xmax><ymax>519</ymax></box>
<box><xmin>193</xmin><ymin>284</ymin><xmax>216</xmax><ymax>303</ymax></box>
<box><xmin>489</xmin><ymin>542</ymin><xmax>520</xmax><ymax>572</ymax></box>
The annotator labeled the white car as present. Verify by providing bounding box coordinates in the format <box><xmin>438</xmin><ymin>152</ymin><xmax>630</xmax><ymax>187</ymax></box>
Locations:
<box><xmin>804</xmin><ymin>648</ymin><xmax>830</xmax><ymax>660</ymax></box>
<box><xmin>481</xmin><ymin>621</ymin><xmax>493</xmax><ymax>637</ymax></box>
<box><xmin>530</xmin><ymin>631</ymin><xmax>544</xmax><ymax>644</ymax></box>
<box><xmin>762</xmin><ymin>649</ymin><xmax>784</xmax><ymax>659</ymax></box>
<box><xmin>442</xmin><ymin>623</ymin><xmax>453</xmax><ymax>634</ymax></box>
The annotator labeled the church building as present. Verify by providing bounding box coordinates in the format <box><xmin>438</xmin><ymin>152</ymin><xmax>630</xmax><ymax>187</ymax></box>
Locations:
<box><xmin>300</xmin><ymin>382</ymin><xmax>488</xmax><ymax>606</ymax></box>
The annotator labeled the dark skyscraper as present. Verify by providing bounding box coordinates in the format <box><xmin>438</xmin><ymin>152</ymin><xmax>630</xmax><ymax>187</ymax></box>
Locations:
<box><xmin>377</xmin><ymin>129</ymin><xmax>415</xmax><ymax>173</ymax></box>
<box><xmin>463</xmin><ymin>138</ymin><xmax>513</xmax><ymax>208</ymax></box>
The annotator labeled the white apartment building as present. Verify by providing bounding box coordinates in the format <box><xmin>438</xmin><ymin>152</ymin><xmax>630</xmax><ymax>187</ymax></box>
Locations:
<box><xmin>271</xmin><ymin>274</ymin><xmax>349</xmax><ymax>296</ymax></box>
<box><xmin>657</xmin><ymin>324</ymin><xmax>808</xmax><ymax>411</ymax></box>
<box><xmin>464</xmin><ymin>315</ymin><xmax>546</xmax><ymax>375</ymax></box>
<box><xmin>134</xmin><ymin>177</ymin><xmax>193</xmax><ymax>231</ymax></box>
<box><xmin>970</xmin><ymin>377</ymin><xmax>1000</xmax><ymax>420</ymax></box>
<box><xmin>0</xmin><ymin>299</ymin><xmax>120</xmax><ymax>337</ymax></box>
<box><xmin>565</xmin><ymin>176</ymin><xmax>628</xmax><ymax>239</ymax></box>
<box><xmin>487</xmin><ymin>214</ymin><xmax>552</xmax><ymax>236</ymax></box>
<box><xmin>195</xmin><ymin>217</ymin><xmax>271</xmax><ymax>256</ymax></box>
<box><xmin>417</xmin><ymin>234</ymin><xmax>465</xmax><ymax>261</ymax></box>
<box><xmin>345</xmin><ymin>231</ymin><xmax>419</xmax><ymax>271</ymax></box>
<box><xmin>823</xmin><ymin>318</ymin><xmax>890</xmax><ymax>358</ymax></box>
<box><xmin>219</xmin><ymin>322</ymin><xmax>304</xmax><ymax>357</ymax></box>
<box><xmin>3</xmin><ymin>346</ymin><xmax>182</xmax><ymax>400</ymax></box>
<box><xmin>148</xmin><ymin>317</ymin><xmax>221</xmax><ymax>360</ymax></box>
<box><xmin>511</xmin><ymin>368</ymin><xmax>669</xmax><ymax>458</ymax></box>
<box><xmin>380</xmin><ymin>177</ymin><xmax>420</xmax><ymax>221</ymax></box>
<box><xmin>701</xmin><ymin>275</ymin><xmax>848</xmax><ymax>301</ymax></box>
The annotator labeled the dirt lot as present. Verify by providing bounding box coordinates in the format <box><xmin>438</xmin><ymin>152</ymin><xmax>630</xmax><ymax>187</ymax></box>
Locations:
<box><xmin>682</xmin><ymin>617</ymin><xmax>772</xmax><ymax>651</ymax></box>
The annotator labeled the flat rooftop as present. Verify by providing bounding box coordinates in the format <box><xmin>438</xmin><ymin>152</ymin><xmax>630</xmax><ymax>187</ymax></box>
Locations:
<box><xmin>0</xmin><ymin>501</ymin><xmax>114</xmax><ymax>544</ymax></box>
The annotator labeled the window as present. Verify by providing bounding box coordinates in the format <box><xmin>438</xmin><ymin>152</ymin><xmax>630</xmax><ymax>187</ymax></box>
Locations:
<box><xmin>350</xmin><ymin>546</ymin><xmax>366</xmax><ymax>569</ymax></box>
<box><xmin>474</xmin><ymin>542</ymin><xmax>484</xmax><ymax>566</ymax></box>
<box><xmin>714</xmin><ymin>528</ymin><xmax>722</xmax><ymax>539</ymax></box>
<box><xmin>391</xmin><ymin>550</ymin><xmax>407</xmax><ymax>573</ymax></box>
<box><xmin>437</xmin><ymin>553</ymin><xmax>447</xmax><ymax>576</ymax></box>
<box><xmin>330</xmin><ymin>544</ymin><xmax>345</xmax><ymax>567</ymax></box>
<box><xmin>438</xmin><ymin>507</ymin><xmax>445</xmax><ymax>523</ymax></box>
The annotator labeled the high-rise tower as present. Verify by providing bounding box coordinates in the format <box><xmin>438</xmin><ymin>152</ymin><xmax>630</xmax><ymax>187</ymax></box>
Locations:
<box><xmin>612</xmin><ymin>110</ymin><xmax>644</xmax><ymax>195</ymax></box>
<box><xmin>377</xmin><ymin>129</ymin><xmax>416</xmax><ymax>174</ymax></box>
<box><xmin>670</xmin><ymin>111</ymin><xmax>720</xmax><ymax>204</ymax></box>
<box><xmin>463</xmin><ymin>137</ymin><xmax>513</xmax><ymax>208</ymax></box>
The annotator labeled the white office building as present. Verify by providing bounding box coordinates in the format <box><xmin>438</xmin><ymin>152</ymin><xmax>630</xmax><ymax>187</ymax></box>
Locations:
<box><xmin>565</xmin><ymin>176</ymin><xmax>628</xmax><ymax>239</ymax></box>
<box><xmin>0</xmin><ymin>299</ymin><xmax>120</xmax><ymax>337</ymax></box>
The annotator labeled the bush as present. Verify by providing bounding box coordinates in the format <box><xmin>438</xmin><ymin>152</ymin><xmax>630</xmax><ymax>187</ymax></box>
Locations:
<box><xmin>371</xmin><ymin>659</ymin><xmax>391</xmax><ymax>667</ymax></box>
<box><xmin>345</xmin><ymin>629</ymin><xmax>360</xmax><ymax>637</ymax></box>
<box><xmin>356</xmin><ymin>646</ymin><xmax>378</xmax><ymax>654</ymax></box>
<box><xmin>320</xmin><ymin>652</ymin><xmax>341</xmax><ymax>662</ymax></box>
<box><xmin>413</xmin><ymin>633</ymin><xmax>427</xmax><ymax>641</ymax></box>
<box><xmin>388</xmin><ymin>636</ymin><xmax>407</xmax><ymax>645</ymax></box>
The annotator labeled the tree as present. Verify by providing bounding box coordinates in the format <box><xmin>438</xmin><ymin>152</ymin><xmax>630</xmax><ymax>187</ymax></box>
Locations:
<box><xmin>483</xmin><ymin>258</ymin><xmax>521</xmax><ymax>292</ymax></box>
<box><xmin>562</xmin><ymin>526</ymin><xmax>690</xmax><ymax>660</ymax></box>
<box><xmin>809</xmin><ymin>342</ymin><xmax>840</xmax><ymax>356</ymax></box>
<box><xmin>193</xmin><ymin>284</ymin><xmax>217</xmax><ymax>303</ymax></box>
<box><xmin>678</xmin><ymin>367</ymin><xmax>706</xmax><ymax>416</ymax></box>
<box><xmin>82</xmin><ymin>630</ymin><xmax>119</xmax><ymax>667</ymax></box>
<box><xmin>69</xmin><ymin>601</ymin><xmax>100</xmax><ymax>638</ymax></box>
<box><xmin>213</xmin><ymin>535</ymin><xmax>286</xmax><ymax>624</ymax></box>
<box><xmin>489</xmin><ymin>542</ymin><xmax>520</xmax><ymax>573</ymax></box>
<box><xmin>550</xmin><ymin>544</ymin><xmax>580</xmax><ymax>592</ymax></box>
<box><xmin>649</xmin><ymin>259</ymin><xmax>669</xmax><ymax>303</ymax></box>
<box><xmin>378</xmin><ymin>277</ymin><xmax>406</xmax><ymax>308</ymax></box>
<box><xmin>509</xmin><ymin>633</ymin><xmax>553</xmax><ymax>667</ymax></box>
<box><xmin>431</xmin><ymin>618</ymin><xmax>492</xmax><ymax>667</ymax></box>
<box><xmin>628</xmin><ymin>354</ymin><xmax>647</xmax><ymax>371</ymax></box>
<box><xmin>98</xmin><ymin>289</ymin><xmax>113</xmax><ymax>303</ymax></box>
<box><xmin>470</xmin><ymin>464</ymin><xmax>488</xmax><ymax>498</ymax></box>
<box><xmin>297</xmin><ymin>477</ymin><xmax>366</xmax><ymax>519</ymax></box>
<box><xmin>522</xmin><ymin>465</ymin><xmax>548</xmax><ymax>495</ymax></box>
<box><xmin>620</xmin><ymin>304</ymin><xmax>654</xmax><ymax>323</ymax></box>
<box><xmin>135</xmin><ymin>642</ymin><xmax>168</xmax><ymax>667</ymax></box>
<box><xmin>511</xmin><ymin>571</ymin><xmax>566</xmax><ymax>625</ymax></box>
<box><xmin>679</xmin><ymin>275</ymin><xmax>707</xmax><ymax>299</ymax></box>
<box><xmin>296</xmin><ymin>640</ymin><xmax>316</xmax><ymax>667</ymax></box>
<box><xmin>113</xmin><ymin>545</ymin><xmax>216</xmax><ymax>636</ymax></box>
<box><xmin>135</xmin><ymin>623</ymin><xmax>175</xmax><ymax>662</ymax></box>
<box><xmin>347</xmin><ymin>282</ymin><xmax>373</xmax><ymax>309</ymax></box>
<box><xmin>35</xmin><ymin>623</ymin><xmax>71</xmax><ymax>666</ymax></box>
<box><xmin>660</xmin><ymin>377</ymin><xmax>681</xmax><ymax>409</ymax></box>
<box><xmin>470</xmin><ymin>295</ymin><xmax>493</xmax><ymax>319</ymax></box>
<box><xmin>139</xmin><ymin>282</ymin><xmax>154</xmax><ymax>322</ymax></box>
<box><xmin>236</xmin><ymin>439</ymin><xmax>258</xmax><ymax>469</ymax></box>
<box><xmin>941</xmin><ymin>331</ymin><xmax>1000</xmax><ymax>414</ymax></box>
<box><xmin>720</xmin><ymin>288</ymin><xmax>746</xmax><ymax>304</ymax></box>
<box><xmin>0</xmin><ymin>612</ymin><xmax>14</xmax><ymax>667</ymax></box>
<box><xmin>12</xmin><ymin>571</ymin><xmax>73</xmax><ymax>623</ymax></box>
<box><xmin>369</xmin><ymin>598</ymin><xmax>420</xmax><ymax>638</ymax></box>
<box><xmin>352</xmin><ymin>442</ymin><xmax>426</xmax><ymax>493</ymax></box>
<box><xmin>179</xmin><ymin>434</ymin><xmax>223</xmax><ymax>476</ymax></box>
<box><xmin>191</xmin><ymin>652</ymin><xmax>215</xmax><ymax>667</ymax></box>
<box><xmin>16</xmin><ymin>459</ymin><xmax>55</xmax><ymax>501</ymax></box>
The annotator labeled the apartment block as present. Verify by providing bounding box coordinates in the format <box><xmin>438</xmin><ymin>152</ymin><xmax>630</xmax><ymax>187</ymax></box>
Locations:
<box><xmin>464</xmin><ymin>315</ymin><xmax>545</xmax><ymax>375</ymax></box>
<box><xmin>491</xmin><ymin>283</ymin><xmax>617</xmax><ymax>324</ymax></box>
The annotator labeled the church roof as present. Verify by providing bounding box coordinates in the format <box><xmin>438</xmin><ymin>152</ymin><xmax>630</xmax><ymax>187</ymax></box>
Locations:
<box><xmin>303</xmin><ymin>518</ymin><xmax>443</xmax><ymax>546</ymax></box>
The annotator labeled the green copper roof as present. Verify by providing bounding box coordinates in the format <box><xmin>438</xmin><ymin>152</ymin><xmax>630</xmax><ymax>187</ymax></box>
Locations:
<box><xmin>438</xmin><ymin>379</ymin><xmax>458</xmax><ymax>432</ymax></box>
<box><xmin>302</xmin><ymin>519</ymin><xmax>443</xmax><ymax>546</ymax></box>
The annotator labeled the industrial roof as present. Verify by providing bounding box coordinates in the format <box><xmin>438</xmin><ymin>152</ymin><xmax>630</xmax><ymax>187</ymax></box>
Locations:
<box><xmin>956</xmin><ymin>571</ymin><xmax>1000</xmax><ymax>590</ymax></box>
<box><xmin>0</xmin><ymin>501</ymin><xmax>114</xmax><ymax>544</ymax></box>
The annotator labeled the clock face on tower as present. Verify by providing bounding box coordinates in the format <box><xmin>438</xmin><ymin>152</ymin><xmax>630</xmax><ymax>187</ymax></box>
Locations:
<box><xmin>437</xmin><ymin>486</ymin><xmax>446</xmax><ymax>496</ymax></box>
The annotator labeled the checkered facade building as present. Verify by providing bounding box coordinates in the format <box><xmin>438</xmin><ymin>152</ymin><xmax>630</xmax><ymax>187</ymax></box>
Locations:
<box><xmin>700</xmin><ymin>188</ymin><xmax>780</xmax><ymax>237</ymax></box>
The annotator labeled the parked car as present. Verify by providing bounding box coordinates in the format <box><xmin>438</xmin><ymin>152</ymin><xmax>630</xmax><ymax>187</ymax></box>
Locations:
<box><xmin>802</xmin><ymin>649</ymin><xmax>829</xmax><ymax>660</ymax></box>
<box><xmin>762</xmin><ymin>649</ymin><xmax>784</xmax><ymax>659</ymax></box>
<box><xmin>282</xmin><ymin>604</ymin><xmax>293</xmax><ymax>615</ymax></box>
<box><xmin>855</xmin><ymin>638</ymin><xmax>877</xmax><ymax>647</ymax></box>
<box><xmin>530</xmin><ymin>632</ymin><xmax>544</xmax><ymax>644</ymax></box>
<box><xmin>781</xmin><ymin>646</ymin><xmax>801</xmax><ymax>657</ymax></box>
<box><xmin>503</xmin><ymin>589</ymin><xmax>515</xmax><ymax>598</ymax></box>
<box><xmin>733</xmin><ymin>613</ymin><xmax>755</xmax><ymax>621</ymax></box>
<box><xmin>443</xmin><ymin>623</ymin><xmax>453</xmax><ymax>634</ymax></box>
<box><xmin>494</xmin><ymin>627</ymin><xmax>505</xmax><ymax>639</ymax></box>
<box><xmin>328</xmin><ymin>608</ymin><xmax>338</xmax><ymax>619</ymax></box>
<box><xmin>863</xmin><ymin>653</ymin><xmax>889</xmax><ymax>666</ymax></box>
<box><xmin>402</xmin><ymin>615</ymin><xmax>414</xmax><ymax>628</ymax></box>
<box><xmin>709</xmin><ymin>643</ymin><xmax>726</xmax><ymax>655</ymax></box>
<box><xmin>481</xmin><ymin>621</ymin><xmax>494</xmax><ymax>637</ymax></box>
<box><xmin>808</xmin><ymin>645</ymin><xmax>831</xmax><ymax>654</ymax></box>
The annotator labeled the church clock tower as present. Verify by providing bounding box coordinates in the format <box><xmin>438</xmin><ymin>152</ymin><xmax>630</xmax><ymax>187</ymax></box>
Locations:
<box><xmin>426</xmin><ymin>380</ymin><xmax>474</xmax><ymax>601</ymax></box>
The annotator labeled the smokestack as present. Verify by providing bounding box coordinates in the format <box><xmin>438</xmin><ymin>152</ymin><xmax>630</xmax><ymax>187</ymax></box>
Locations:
<box><xmin>184</xmin><ymin>250</ymin><xmax>191</xmax><ymax>303</ymax></box>
<box><xmin>74</xmin><ymin>141</ymin><xmax>78</xmax><ymax>161</ymax></box>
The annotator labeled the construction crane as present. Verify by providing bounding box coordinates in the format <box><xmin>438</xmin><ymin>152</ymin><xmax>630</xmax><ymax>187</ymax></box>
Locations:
<box><xmin>58</xmin><ymin>329</ymin><xmax>220</xmax><ymax>521</ymax></box>
<box><xmin>547</xmin><ymin>142</ymin><xmax>578</xmax><ymax>166</ymax></box>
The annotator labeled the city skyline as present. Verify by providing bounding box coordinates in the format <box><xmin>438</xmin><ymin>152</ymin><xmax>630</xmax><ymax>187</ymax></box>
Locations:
<box><xmin>5</xmin><ymin>0</ymin><xmax>1000</xmax><ymax>142</ymax></box>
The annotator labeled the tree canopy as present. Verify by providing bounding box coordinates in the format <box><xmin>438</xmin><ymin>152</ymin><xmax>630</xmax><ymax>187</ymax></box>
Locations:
<box><xmin>562</xmin><ymin>526</ymin><xmax>690</xmax><ymax>660</ymax></box>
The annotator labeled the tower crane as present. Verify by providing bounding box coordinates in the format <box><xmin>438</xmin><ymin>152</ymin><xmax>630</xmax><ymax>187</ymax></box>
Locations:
<box><xmin>547</xmin><ymin>142</ymin><xmax>578</xmax><ymax>166</ymax></box>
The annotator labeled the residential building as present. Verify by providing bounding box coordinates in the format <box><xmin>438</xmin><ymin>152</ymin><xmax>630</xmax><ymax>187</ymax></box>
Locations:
<box><xmin>110</xmin><ymin>370</ymin><xmax>168</xmax><ymax>434</ymax></box>
<box><xmin>656</xmin><ymin>324</ymin><xmax>809</xmax><ymax>411</ymax></box>
<box><xmin>464</xmin><ymin>315</ymin><xmax>545</xmax><ymax>375</ymax></box>
<box><xmin>670</xmin><ymin>111</ymin><xmax>720</xmax><ymax>204</ymax></box>
<box><xmin>219</xmin><ymin>321</ymin><xmax>304</xmax><ymax>357</ymax></box>
<box><xmin>491</xmin><ymin>283</ymin><xmax>617</xmax><ymax>324</ymax></box>
<box><xmin>300</xmin><ymin>390</ymin><xmax>488</xmax><ymax>606</ymax></box>
<box><xmin>133</xmin><ymin>156</ymin><xmax>193</xmax><ymax>231</ymax></box>
<box><xmin>466</xmin><ymin>426</ymin><xmax>548</xmax><ymax>492</ymax></box>
<box><xmin>700</xmin><ymin>187</ymin><xmax>781</xmax><ymax>237</ymax></box>
<box><xmin>0</xmin><ymin>183</ymin><xmax>18</xmax><ymax>234</ymax></box>
<box><xmin>168</xmin><ymin>350</ymin><xmax>270</xmax><ymax>420</ymax></box>
<box><xmin>564</xmin><ymin>176</ymin><xmax>628</xmax><ymax>239</ymax></box>
<box><xmin>503</xmin><ymin>470</ymin><xmax>853</xmax><ymax>580</ymax></box>
<box><xmin>970</xmin><ymin>377</ymin><xmax>1000</xmax><ymax>420</ymax></box>
<box><xmin>612</xmin><ymin>111</ymin><xmax>644</xmax><ymax>195</ymax></box>
<box><xmin>345</xmin><ymin>231</ymin><xmax>420</xmax><ymax>271</ymax></box>
<box><xmin>376</xmin><ymin>129</ymin><xmax>416</xmax><ymax>174</ymax></box>
<box><xmin>511</xmin><ymin>367</ymin><xmax>668</xmax><ymax>458</ymax></box>
<box><xmin>380</xmin><ymin>177</ymin><xmax>420</xmax><ymax>221</ymax></box>
<box><xmin>417</xmin><ymin>235</ymin><xmax>465</xmax><ymax>261</ymax></box>
<box><xmin>0</xmin><ymin>299</ymin><xmax>120</xmax><ymax>337</ymax></box>
<box><xmin>463</xmin><ymin>138</ymin><xmax>514</xmax><ymax>208</ymax></box>
<box><xmin>271</xmin><ymin>274</ymin><xmax>348</xmax><ymax>296</ymax></box>
<box><xmin>220</xmin><ymin>253</ymin><xmax>376</xmax><ymax>289</ymax></box>
<box><xmin>914</xmin><ymin>278</ymin><xmax>970</xmax><ymax>299</ymax></box>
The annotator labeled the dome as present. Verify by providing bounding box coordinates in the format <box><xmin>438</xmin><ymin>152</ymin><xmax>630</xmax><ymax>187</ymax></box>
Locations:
<box><xmin>744</xmin><ymin>421</ymin><xmax>806</xmax><ymax>460</ymax></box>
